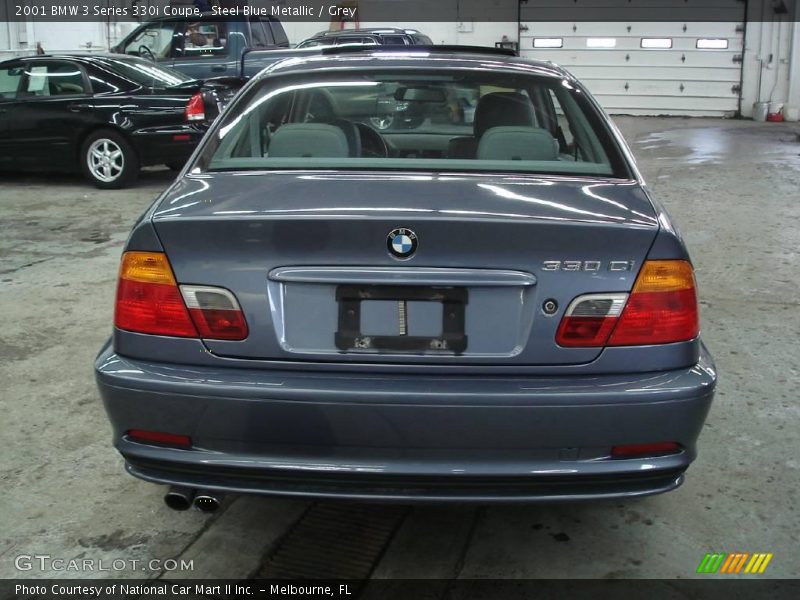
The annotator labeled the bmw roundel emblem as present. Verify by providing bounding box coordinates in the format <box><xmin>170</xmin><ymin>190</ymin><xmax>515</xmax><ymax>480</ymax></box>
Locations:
<box><xmin>387</xmin><ymin>227</ymin><xmax>418</xmax><ymax>259</ymax></box>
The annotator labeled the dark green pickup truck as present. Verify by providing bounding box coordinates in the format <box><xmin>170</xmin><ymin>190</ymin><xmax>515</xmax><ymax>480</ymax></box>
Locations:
<box><xmin>112</xmin><ymin>13</ymin><xmax>289</xmax><ymax>79</ymax></box>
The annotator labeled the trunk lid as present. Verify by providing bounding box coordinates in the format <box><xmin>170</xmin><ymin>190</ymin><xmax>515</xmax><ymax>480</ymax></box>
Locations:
<box><xmin>152</xmin><ymin>171</ymin><xmax>658</xmax><ymax>365</ymax></box>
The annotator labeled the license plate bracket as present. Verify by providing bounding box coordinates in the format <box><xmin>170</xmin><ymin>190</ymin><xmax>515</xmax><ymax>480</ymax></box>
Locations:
<box><xmin>335</xmin><ymin>285</ymin><xmax>468</xmax><ymax>353</ymax></box>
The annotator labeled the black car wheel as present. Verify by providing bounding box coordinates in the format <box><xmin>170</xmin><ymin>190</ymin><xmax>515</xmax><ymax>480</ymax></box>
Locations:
<box><xmin>81</xmin><ymin>130</ymin><xmax>139</xmax><ymax>189</ymax></box>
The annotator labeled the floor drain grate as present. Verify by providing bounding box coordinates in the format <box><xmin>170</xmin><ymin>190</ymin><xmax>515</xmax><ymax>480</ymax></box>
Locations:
<box><xmin>257</xmin><ymin>502</ymin><xmax>408</xmax><ymax>580</ymax></box>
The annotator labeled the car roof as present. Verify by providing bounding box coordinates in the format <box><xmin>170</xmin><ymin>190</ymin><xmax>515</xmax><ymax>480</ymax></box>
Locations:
<box><xmin>1</xmin><ymin>53</ymin><xmax>154</xmax><ymax>66</ymax></box>
<box><xmin>254</xmin><ymin>47</ymin><xmax>570</xmax><ymax>81</ymax></box>
<box><xmin>311</xmin><ymin>28</ymin><xmax>416</xmax><ymax>38</ymax></box>
<box><xmin>0</xmin><ymin>53</ymin><xmax>106</xmax><ymax>64</ymax></box>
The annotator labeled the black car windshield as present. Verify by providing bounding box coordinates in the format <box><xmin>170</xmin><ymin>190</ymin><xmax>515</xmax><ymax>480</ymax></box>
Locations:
<box><xmin>200</xmin><ymin>70</ymin><xmax>628</xmax><ymax>178</ymax></box>
<box><xmin>98</xmin><ymin>56</ymin><xmax>192</xmax><ymax>89</ymax></box>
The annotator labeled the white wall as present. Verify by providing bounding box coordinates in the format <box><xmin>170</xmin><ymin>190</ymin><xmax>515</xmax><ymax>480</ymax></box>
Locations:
<box><xmin>739</xmin><ymin>0</ymin><xmax>800</xmax><ymax>118</ymax></box>
<box><xmin>0</xmin><ymin>21</ymin><xmax>140</xmax><ymax>59</ymax></box>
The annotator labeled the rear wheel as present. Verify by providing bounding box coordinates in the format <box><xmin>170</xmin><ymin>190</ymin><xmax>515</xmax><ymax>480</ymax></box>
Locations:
<box><xmin>81</xmin><ymin>129</ymin><xmax>139</xmax><ymax>189</ymax></box>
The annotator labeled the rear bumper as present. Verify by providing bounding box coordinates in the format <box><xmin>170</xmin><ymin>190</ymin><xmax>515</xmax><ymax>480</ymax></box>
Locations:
<box><xmin>95</xmin><ymin>343</ymin><xmax>716</xmax><ymax>502</ymax></box>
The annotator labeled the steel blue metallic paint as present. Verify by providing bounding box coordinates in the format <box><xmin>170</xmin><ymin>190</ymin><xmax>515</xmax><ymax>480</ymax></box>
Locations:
<box><xmin>95</xmin><ymin>49</ymin><xmax>717</xmax><ymax>501</ymax></box>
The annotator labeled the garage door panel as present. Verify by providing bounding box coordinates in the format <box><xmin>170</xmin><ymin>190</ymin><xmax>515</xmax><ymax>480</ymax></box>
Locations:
<box><xmin>563</xmin><ymin>66</ymin><xmax>741</xmax><ymax>83</ymax></box>
<box><xmin>522</xmin><ymin>0</ymin><xmax>747</xmax><ymax>23</ymax></box>
<box><xmin>523</xmin><ymin>0</ymin><xmax>745</xmax><ymax>10</ymax></box>
<box><xmin>523</xmin><ymin>36</ymin><xmax>742</xmax><ymax>53</ymax></box>
<box><xmin>520</xmin><ymin>2</ymin><xmax>745</xmax><ymax>116</ymax></box>
<box><xmin>600</xmin><ymin>95</ymin><xmax>738</xmax><ymax>114</ymax></box>
<box><xmin>586</xmin><ymin>80</ymin><xmax>739</xmax><ymax>97</ymax></box>
<box><xmin>526</xmin><ymin>49</ymin><xmax>742</xmax><ymax>69</ymax></box>
<box><xmin>524</xmin><ymin>22</ymin><xmax>742</xmax><ymax>38</ymax></box>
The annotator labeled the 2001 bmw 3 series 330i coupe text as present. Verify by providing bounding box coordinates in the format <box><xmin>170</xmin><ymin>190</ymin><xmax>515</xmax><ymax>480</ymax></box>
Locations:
<box><xmin>95</xmin><ymin>46</ymin><xmax>716</xmax><ymax>506</ymax></box>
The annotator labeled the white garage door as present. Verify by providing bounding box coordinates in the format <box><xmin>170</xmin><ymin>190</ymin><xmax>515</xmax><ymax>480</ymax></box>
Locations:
<box><xmin>520</xmin><ymin>2</ymin><xmax>746</xmax><ymax>116</ymax></box>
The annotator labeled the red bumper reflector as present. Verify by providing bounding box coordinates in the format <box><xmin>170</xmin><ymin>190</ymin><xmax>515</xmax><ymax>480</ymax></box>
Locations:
<box><xmin>172</xmin><ymin>134</ymin><xmax>191</xmax><ymax>142</ymax></box>
<box><xmin>127</xmin><ymin>429</ymin><xmax>192</xmax><ymax>449</ymax></box>
<box><xmin>611</xmin><ymin>442</ymin><xmax>681</xmax><ymax>458</ymax></box>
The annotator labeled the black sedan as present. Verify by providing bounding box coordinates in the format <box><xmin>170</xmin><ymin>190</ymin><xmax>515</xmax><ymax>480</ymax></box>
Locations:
<box><xmin>0</xmin><ymin>54</ymin><xmax>232</xmax><ymax>188</ymax></box>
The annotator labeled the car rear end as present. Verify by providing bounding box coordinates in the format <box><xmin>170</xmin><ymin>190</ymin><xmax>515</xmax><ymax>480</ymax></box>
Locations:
<box><xmin>95</xmin><ymin>51</ymin><xmax>715</xmax><ymax>502</ymax></box>
<box><xmin>94</xmin><ymin>55</ymin><xmax>233</xmax><ymax>167</ymax></box>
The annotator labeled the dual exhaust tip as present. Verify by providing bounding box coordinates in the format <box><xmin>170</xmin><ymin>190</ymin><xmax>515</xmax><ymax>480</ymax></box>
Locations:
<box><xmin>164</xmin><ymin>486</ymin><xmax>223</xmax><ymax>513</ymax></box>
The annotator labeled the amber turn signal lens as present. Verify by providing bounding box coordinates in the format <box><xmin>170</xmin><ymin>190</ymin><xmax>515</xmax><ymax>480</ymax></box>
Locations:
<box><xmin>631</xmin><ymin>259</ymin><xmax>696</xmax><ymax>293</ymax></box>
<box><xmin>118</xmin><ymin>251</ymin><xmax>177</xmax><ymax>285</ymax></box>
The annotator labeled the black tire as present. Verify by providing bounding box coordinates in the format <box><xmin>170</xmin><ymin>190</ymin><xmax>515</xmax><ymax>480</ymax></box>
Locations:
<box><xmin>80</xmin><ymin>129</ymin><xmax>139</xmax><ymax>189</ymax></box>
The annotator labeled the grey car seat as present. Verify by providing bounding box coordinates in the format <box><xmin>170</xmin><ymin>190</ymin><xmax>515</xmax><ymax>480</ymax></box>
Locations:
<box><xmin>447</xmin><ymin>92</ymin><xmax>536</xmax><ymax>159</ymax></box>
<box><xmin>268</xmin><ymin>121</ymin><xmax>362</xmax><ymax>158</ymax></box>
<box><xmin>477</xmin><ymin>126</ymin><xmax>559</xmax><ymax>161</ymax></box>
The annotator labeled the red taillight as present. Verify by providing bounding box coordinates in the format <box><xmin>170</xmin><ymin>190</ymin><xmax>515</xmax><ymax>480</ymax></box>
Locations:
<box><xmin>555</xmin><ymin>260</ymin><xmax>700</xmax><ymax>347</ymax></box>
<box><xmin>114</xmin><ymin>253</ymin><xmax>248</xmax><ymax>340</ymax></box>
<box><xmin>608</xmin><ymin>260</ymin><xmax>699</xmax><ymax>346</ymax></box>
<box><xmin>114</xmin><ymin>252</ymin><xmax>198</xmax><ymax>337</ymax></box>
<box><xmin>185</xmin><ymin>92</ymin><xmax>205</xmax><ymax>122</ymax></box>
<box><xmin>611</xmin><ymin>442</ymin><xmax>681</xmax><ymax>458</ymax></box>
<box><xmin>180</xmin><ymin>285</ymin><xmax>248</xmax><ymax>341</ymax></box>
<box><xmin>127</xmin><ymin>429</ymin><xmax>192</xmax><ymax>449</ymax></box>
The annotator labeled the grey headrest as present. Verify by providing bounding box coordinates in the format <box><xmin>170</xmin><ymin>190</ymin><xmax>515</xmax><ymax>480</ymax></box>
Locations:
<box><xmin>269</xmin><ymin>123</ymin><xmax>350</xmax><ymax>158</ymax></box>
<box><xmin>474</xmin><ymin>92</ymin><xmax>535</xmax><ymax>138</ymax></box>
<box><xmin>477</xmin><ymin>127</ymin><xmax>559</xmax><ymax>161</ymax></box>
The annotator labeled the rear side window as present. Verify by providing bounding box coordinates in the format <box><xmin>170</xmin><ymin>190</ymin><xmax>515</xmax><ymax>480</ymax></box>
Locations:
<box><xmin>336</xmin><ymin>36</ymin><xmax>378</xmax><ymax>45</ymax></box>
<box><xmin>179</xmin><ymin>21</ymin><xmax>229</xmax><ymax>57</ymax></box>
<box><xmin>250</xmin><ymin>19</ymin><xmax>270</xmax><ymax>48</ymax></box>
<box><xmin>0</xmin><ymin>65</ymin><xmax>24</xmax><ymax>99</ymax></box>
<box><xmin>200</xmin><ymin>70</ymin><xmax>627</xmax><ymax>178</ymax></box>
<box><xmin>22</xmin><ymin>61</ymin><xmax>87</xmax><ymax>97</ymax></box>
<box><xmin>381</xmin><ymin>35</ymin><xmax>408</xmax><ymax>46</ymax></box>
<box><xmin>297</xmin><ymin>38</ymin><xmax>329</xmax><ymax>48</ymax></box>
<box><xmin>266</xmin><ymin>19</ymin><xmax>289</xmax><ymax>47</ymax></box>
<box><xmin>123</xmin><ymin>22</ymin><xmax>178</xmax><ymax>58</ymax></box>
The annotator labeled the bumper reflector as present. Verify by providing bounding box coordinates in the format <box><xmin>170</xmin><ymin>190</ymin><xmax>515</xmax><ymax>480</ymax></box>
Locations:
<box><xmin>127</xmin><ymin>429</ymin><xmax>192</xmax><ymax>449</ymax></box>
<box><xmin>611</xmin><ymin>442</ymin><xmax>681</xmax><ymax>459</ymax></box>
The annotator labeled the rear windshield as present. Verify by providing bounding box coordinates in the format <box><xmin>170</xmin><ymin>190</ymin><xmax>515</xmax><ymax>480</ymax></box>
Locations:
<box><xmin>198</xmin><ymin>70</ymin><xmax>628</xmax><ymax>178</ymax></box>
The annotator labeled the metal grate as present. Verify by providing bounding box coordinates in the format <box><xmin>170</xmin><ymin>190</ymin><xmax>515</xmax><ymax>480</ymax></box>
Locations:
<box><xmin>257</xmin><ymin>503</ymin><xmax>408</xmax><ymax>579</ymax></box>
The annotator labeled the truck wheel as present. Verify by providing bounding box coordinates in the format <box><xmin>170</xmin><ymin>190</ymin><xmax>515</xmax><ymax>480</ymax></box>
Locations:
<box><xmin>81</xmin><ymin>129</ymin><xmax>139</xmax><ymax>189</ymax></box>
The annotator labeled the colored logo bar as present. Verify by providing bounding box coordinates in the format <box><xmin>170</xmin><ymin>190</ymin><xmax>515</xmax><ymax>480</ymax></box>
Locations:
<box><xmin>697</xmin><ymin>553</ymin><xmax>773</xmax><ymax>574</ymax></box>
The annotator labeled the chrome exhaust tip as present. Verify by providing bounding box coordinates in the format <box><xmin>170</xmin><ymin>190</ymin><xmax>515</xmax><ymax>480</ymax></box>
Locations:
<box><xmin>193</xmin><ymin>491</ymin><xmax>223</xmax><ymax>513</ymax></box>
<box><xmin>164</xmin><ymin>486</ymin><xmax>196</xmax><ymax>511</ymax></box>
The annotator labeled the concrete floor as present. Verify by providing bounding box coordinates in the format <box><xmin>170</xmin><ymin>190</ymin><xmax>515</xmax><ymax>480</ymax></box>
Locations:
<box><xmin>0</xmin><ymin>117</ymin><xmax>798</xmax><ymax>581</ymax></box>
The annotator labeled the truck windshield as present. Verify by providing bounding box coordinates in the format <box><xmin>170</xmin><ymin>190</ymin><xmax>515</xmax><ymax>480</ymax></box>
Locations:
<box><xmin>199</xmin><ymin>70</ymin><xmax>628</xmax><ymax>178</ymax></box>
